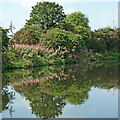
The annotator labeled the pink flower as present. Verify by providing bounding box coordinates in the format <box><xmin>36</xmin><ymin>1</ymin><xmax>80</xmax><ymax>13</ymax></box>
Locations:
<box><xmin>15</xmin><ymin>44</ymin><xmax>55</xmax><ymax>54</ymax></box>
<box><xmin>34</xmin><ymin>79</ymin><xmax>39</xmax><ymax>84</ymax></box>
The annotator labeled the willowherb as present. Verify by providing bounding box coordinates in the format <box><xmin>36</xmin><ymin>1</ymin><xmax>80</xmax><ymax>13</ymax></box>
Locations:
<box><xmin>15</xmin><ymin>44</ymin><xmax>57</xmax><ymax>53</ymax></box>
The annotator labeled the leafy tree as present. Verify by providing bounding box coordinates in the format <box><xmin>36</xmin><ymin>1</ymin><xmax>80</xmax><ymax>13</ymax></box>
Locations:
<box><xmin>65</xmin><ymin>11</ymin><xmax>90</xmax><ymax>28</ymax></box>
<box><xmin>26</xmin><ymin>1</ymin><xmax>66</xmax><ymax>29</ymax></box>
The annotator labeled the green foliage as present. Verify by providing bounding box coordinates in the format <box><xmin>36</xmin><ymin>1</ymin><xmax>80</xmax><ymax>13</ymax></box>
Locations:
<box><xmin>41</xmin><ymin>28</ymin><xmax>85</xmax><ymax>49</ymax></box>
<box><xmin>65</xmin><ymin>11</ymin><xmax>90</xmax><ymax>28</ymax></box>
<box><xmin>40</xmin><ymin>28</ymin><xmax>90</xmax><ymax>63</ymax></box>
<box><xmin>102</xmin><ymin>51</ymin><xmax>120</xmax><ymax>60</ymax></box>
<box><xmin>0</xmin><ymin>27</ymin><xmax>9</xmax><ymax>49</ymax></box>
<box><xmin>2</xmin><ymin>45</ymin><xmax>65</xmax><ymax>69</ymax></box>
<box><xmin>13</xmin><ymin>24</ymin><xmax>43</xmax><ymax>45</ymax></box>
<box><xmin>90</xmin><ymin>27</ymin><xmax>119</xmax><ymax>52</ymax></box>
<box><xmin>58</xmin><ymin>23</ymin><xmax>91</xmax><ymax>46</ymax></box>
<box><xmin>58</xmin><ymin>23</ymin><xmax>76</xmax><ymax>32</ymax></box>
<box><xmin>90</xmin><ymin>51</ymin><xmax>120</xmax><ymax>62</ymax></box>
<box><xmin>26</xmin><ymin>1</ymin><xmax>66</xmax><ymax>29</ymax></box>
<box><xmin>74</xmin><ymin>25</ymin><xmax>91</xmax><ymax>46</ymax></box>
<box><xmin>2</xmin><ymin>47</ymin><xmax>31</xmax><ymax>69</ymax></box>
<box><xmin>118</xmin><ymin>28</ymin><xmax>120</xmax><ymax>51</ymax></box>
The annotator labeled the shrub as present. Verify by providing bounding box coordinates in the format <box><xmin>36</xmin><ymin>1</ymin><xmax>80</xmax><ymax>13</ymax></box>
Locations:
<box><xmin>58</xmin><ymin>23</ymin><xmax>76</xmax><ymax>33</ymax></box>
<box><xmin>90</xmin><ymin>27</ymin><xmax>119</xmax><ymax>52</ymax></box>
<box><xmin>13</xmin><ymin>24</ymin><xmax>43</xmax><ymax>45</ymax></box>
<box><xmin>40</xmin><ymin>28</ymin><xmax>85</xmax><ymax>52</ymax></box>
<box><xmin>58</xmin><ymin>23</ymin><xmax>91</xmax><ymax>46</ymax></box>
<box><xmin>40</xmin><ymin>28</ymin><xmax>90</xmax><ymax>63</ymax></box>
<box><xmin>74</xmin><ymin>25</ymin><xmax>91</xmax><ymax>47</ymax></box>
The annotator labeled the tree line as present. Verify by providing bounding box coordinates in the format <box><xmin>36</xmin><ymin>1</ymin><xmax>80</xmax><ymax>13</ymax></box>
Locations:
<box><xmin>1</xmin><ymin>1</ymin><xmax>120</xmax><ymax>69</ymax></box>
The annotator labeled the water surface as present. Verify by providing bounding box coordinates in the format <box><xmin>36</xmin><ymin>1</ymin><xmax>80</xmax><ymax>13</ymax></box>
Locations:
<box><xmin>1</xmin><ymin>62</ymin><xmax>118</xmax><ymax>118</ymax></box>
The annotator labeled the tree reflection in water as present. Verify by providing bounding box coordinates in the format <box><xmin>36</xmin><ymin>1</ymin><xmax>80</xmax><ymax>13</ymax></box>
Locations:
<box><xmin>2</xmin><ymin>62</ymin><xmax>118</xmax><ymax>118</ymax></box>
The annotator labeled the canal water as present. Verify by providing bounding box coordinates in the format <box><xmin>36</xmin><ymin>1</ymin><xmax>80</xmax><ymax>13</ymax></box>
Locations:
<box><xmin>1</xmin><ymin>62</ymin><xmax>118</xmax><ymax>118</ymax></box>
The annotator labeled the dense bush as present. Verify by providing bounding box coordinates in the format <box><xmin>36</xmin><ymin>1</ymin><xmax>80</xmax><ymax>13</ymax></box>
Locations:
<box><xmin>13</xmin><ymin>24</ymin><xmax>43</xmax><ymax>45</ymax></box>
<box><xmin>40</xmin><ymin>28</ymin><xmax>90</xmax><ymax>63</ymax></box>
<box><xmin>41</xmin><ymin>28</ymin><xmax>85</xmax><ymax>50</ymax></box>
<box><xmin>89</xmin><ymin>27</ymin><xmax>119</xmax><ymax>52</ymax></box>
<box><xmin>74</xmin><ymin>25</ymin><xmax>91</xmax><ymax>46</ymax></box>
<box><xmin>58</xmin><ymin>23</ymin><xmax>91</xmax><ymax>45</ymax></box>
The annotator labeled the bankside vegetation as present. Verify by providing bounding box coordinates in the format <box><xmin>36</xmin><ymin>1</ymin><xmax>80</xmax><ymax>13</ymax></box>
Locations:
<box><xmin>2</xmin><ymin>1</ymin><xmax>120</xmax><ymax>69</ymax></box>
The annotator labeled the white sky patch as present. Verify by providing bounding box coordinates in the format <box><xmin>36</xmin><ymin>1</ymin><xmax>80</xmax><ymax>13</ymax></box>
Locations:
<box><xmin>101</xmin><ymin>9</ymin><xmax>118</xmax><ymax>28</ymax></box>
<box><xmin>0</xmin><ymin>4</ymin><xmax>2</xmax><ymax>25</ymax></box>
<box><xmin>102</xmin><ymin>20</ymin><xmax>113</xmax><ymax>27</ymax></box>
<box><xmin>65</xmin><ymin>8</ymin><xmax>76</xmax><ymax>14</ymax></box>
<box><xmin>1</xmin><ymin>0</ymin><xmax>119</xmax><ymax>8</ymax></box>
<box><xmin>22</xmin><ymin>20</ymin><xmax>27</xmax><ymax>26</ymax></box>
<box><xmin>101</xmin><ymin>9</ymin><xmax>118</xmax><ymax>18</ymax></box>
<box><xmin>1</xmin><ymin>0</ymin><xmax>119</xmax><ymax>2</ymax></box>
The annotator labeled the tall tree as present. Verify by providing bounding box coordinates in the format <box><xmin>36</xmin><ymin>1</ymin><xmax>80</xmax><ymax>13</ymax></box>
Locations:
<box><xmin>26</xmin><ymin>1</ymin><xmax>66</xmax><ymax>29</ymax></box>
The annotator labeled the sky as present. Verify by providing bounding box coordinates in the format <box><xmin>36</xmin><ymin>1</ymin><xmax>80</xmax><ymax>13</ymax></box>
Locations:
<box><xmin>0</xmin><ymin>0</ymin><xmax>119</xmax><ymax>32</ymax></box>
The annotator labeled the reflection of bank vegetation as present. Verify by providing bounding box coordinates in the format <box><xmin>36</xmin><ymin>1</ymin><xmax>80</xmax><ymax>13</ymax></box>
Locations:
<box><xmin>2</xmin><ymin>63</ymin><xmax>118</xmax><ymax>118</ymax></box>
